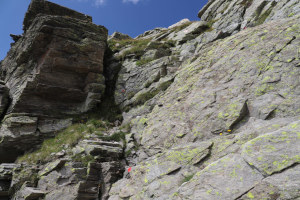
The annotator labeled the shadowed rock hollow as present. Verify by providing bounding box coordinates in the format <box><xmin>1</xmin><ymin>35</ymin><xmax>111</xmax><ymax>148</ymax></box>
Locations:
<box><xmin>0</xmin><ymin>0</ymin><xmax>300</xmax><ymax>199</ymax></box>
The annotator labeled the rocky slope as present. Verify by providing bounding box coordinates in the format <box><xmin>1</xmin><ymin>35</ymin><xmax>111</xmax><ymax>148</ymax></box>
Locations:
<box><xmin>0</xmin><ymin>0</ymin><xmax>300</xmax><ymax>199</ymax></box>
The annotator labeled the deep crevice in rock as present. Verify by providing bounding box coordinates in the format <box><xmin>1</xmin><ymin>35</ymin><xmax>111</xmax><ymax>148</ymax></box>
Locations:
<box><xmin>265</xmin><ymin>108</ymin><xmax>277</xmax><ymax>120</ymax></box>
<box><xmin>234</xmin><ymin>185</ymin><xmax>256</xmax><ymax>200</ymax></box>
<box><xmin>230</xmin><ymin>101</ymin><xmax>250</xmax><ymax>131</ymax></box>
<box><xmin>97</xmin><ymin>46</ymin><xmax>123</xmax><ymax>123</ymax></box>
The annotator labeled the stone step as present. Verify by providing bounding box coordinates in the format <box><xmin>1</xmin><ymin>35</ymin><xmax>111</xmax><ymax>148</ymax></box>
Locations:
<box><xmin>78</xmin><ymin>181</ymin><xmax>99</xmax><ymax>194</ymax></box>
<box><xmin>0</xmin><ymin>164</ymin><xmax>19</xmax><ymax>180</ymax></box>
<box><xmin>77</xmin><ymin>193</ymin><xmax>99</xmax><ymax>200</ymax></box>
<box><xmin>82</xmin><ymin>139</ymin><xmax>122</xmax><ymax>148</ymax></box>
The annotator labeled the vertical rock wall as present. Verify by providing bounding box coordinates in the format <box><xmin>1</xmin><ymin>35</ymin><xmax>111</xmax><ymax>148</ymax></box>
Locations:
<box><xmin>0</xmin><ymin>0</ymin><xmax>108</xmax><ymax>163</ymax></box>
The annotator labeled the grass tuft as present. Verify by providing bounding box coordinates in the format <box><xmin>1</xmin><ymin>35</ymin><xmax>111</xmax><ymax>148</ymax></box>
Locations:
<box><xmin>136</xmin><ymin>58</ymin><xmax>155</xmax><ymax>66</ymax></box>
<box><xmin>72</xmin><ymin>154</ymin><xmax>95</xmax><ymax>167</ymax></box>
<box><xmin>17</xmin><ymin>119</ymin><xmax>112</xmax><ymax>164</ymax></box>
<box><xmin>181</xmin><ymin>174</ymin><xmax>195</xmax><ymax>184</ymax></box>
<box><xmin>108</xmin><ymin>38</ymin><xmax>152</xmax><ymax>59</ymax></box>
<box><xmin>171</xmin><ymin>21</ymin><xmax>193</xmax><ymax>32</ymax></box>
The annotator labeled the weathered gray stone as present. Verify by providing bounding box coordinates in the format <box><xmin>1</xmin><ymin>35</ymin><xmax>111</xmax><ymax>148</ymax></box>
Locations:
<box><xmin>268</xmin><ymin>0</ymin><xmax>300</xmax><ymax>21</ymax></box>
<box><xmin>12</xmin><ymin>183</ymin><xmax>46</xmax><ymax>200</ymax></box>
<box><xmin>168</xmin><ymin>18</ymin><xmax>191</xmax><ymax>29</ymax></box>
<box><xmin>108</xmin><ymin>32</ymin><xmax>132</xmax><ymax>41</ymax></box>
<box><xmin>100</xmin><ymin>162</ymin><xmax>124</xmax><ymax>200</ymax></box>
<box><xmin>38</xmin><ymin>159</ymin><xmax>67</xmax><ymax>177</ymax></box>
<box><xmin>3</xmin><ymin>0</ymin><xmax>300</xmax><ymax>200</ymax></box>
<box><xmin>0</xmin><ymin>0</ymin><xmax>107</xmax><ymax>162</ymax></box>
<box><xmin>23</xmin><ymin>0</ymin><xmax>92</xmax><ymax>31</ymax></box>
<box><xmin>141</xmin><ymin>48</ymin><xmax>171</xmax><ymax>60</ymax></box>
<box><xmin>0</xmin><ymin>116</ymin><xmax>38</xmax><ymax>163</ymax></box>
<box><xmin>178</xmin><ymin>154</ymin><xmax>264</xmax><ymax>200</ymax></box>
<box><xmin>242</xmin><ymin>120</ymin><xmax>300</xmax><ymax>176</ymax></box>
<box><xmin>168</xmin><ymin>21</ymin><xmax>209</xmax><ymax>43</ymax></box>
<box><xmin>109</xmin><ymin>12</ymin><xmax>300</xmax><ymax>200</ymax></box>
<box><xmin>44</xmin><ymin>185</ymin><xmax>79</xmax><ymax>200</ymax></box>
<box><xmin>0</xmin><ymin>164</ymin><xmax>19</xmax><ymax>199</ymax></box>
<box><xmin>109</xmin><ymin>141</ymin><xmax>212</xmax><ymax>199</ymax></box>
<box><xmin>135</xmin><ymin>28</ymin><xmax>167</xmax><ymax>40</ymax></box>
<box><xmin>37</xmin><ymin>118</ymin><xmax>72</xmax><ymax>134</ymax></box>
<box><xmin>239</xmin><ymin>164</ymin><xmax>300</xmax><ymax>200</ymax></box>
<box><xmin>114</xmin><ymin>56</ymin><xmax>177</xmax><ymax>109</ymax></box>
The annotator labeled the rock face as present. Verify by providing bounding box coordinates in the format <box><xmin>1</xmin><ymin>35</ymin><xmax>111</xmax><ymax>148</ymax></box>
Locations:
<box><xmin>0</xmin><ymin>0</ymin><xmax>300</xmax><ymax>199</ymax></box>
<box><xmin>168</xmin><ymin>18</ymin><xmax>190</xmax><ymax>29</ymax></box>
<box><xmin>198</xmin><ymin>0</ymin><xmax>300</xmax><ymax>33</ymax></box>
<box><xmin>108</xmin><ymin>32</ymin><xmax>132</xmax><ymax>41</ymax></box>
<box><xmin>107</xmin><ymin>14</ymin><xmax>300</xmax><ymax>199</ymax></box>
<box><xmin>106</xmin><ymin>1</ymin><xmax>300</xmax><ymax>200</ymax></box>
<box><xmin>0</xmin><ymin>0</ymin><xmax>107</xmax><ymax>162</ymax></box>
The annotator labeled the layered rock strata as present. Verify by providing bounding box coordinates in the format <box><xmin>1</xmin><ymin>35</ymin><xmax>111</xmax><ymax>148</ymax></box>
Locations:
<box><xmin>0</xmin><ymin>0</ymin><xmax>107</xmax><ymax>162</ymax></box>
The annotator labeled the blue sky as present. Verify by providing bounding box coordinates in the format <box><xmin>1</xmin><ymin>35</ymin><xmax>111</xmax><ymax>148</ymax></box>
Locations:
<box><xmin>0</xmin><ymin>0</ymin><xmax>207</xmax><ymax>60</ymax></box>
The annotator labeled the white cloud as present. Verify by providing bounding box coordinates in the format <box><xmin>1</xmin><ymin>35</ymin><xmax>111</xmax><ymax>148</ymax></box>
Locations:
<box><xmin>94</xmin><ymin>0</ymin><xmax>106</xmax><ymax>6</ymax></box>
<box><xmin>76</xmin><ymin>0</ymin><xmax>106</xmax><ymax>6</ymax></box>
<box><xmin>122</xmin><ymin>0</ymin><xmax>141</xmax><ymax>4</ymax></box>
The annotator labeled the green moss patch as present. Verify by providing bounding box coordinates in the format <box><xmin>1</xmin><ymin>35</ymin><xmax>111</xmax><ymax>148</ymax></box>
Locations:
<box><xmin>135</xmin><ymin>90</ymin><xmax>160</xmax><ymax>105</ymax></box>
<box><xmin>181</xmin><ymin>173</ymin><xmax>195</xmax><ymax>184</ymax></box>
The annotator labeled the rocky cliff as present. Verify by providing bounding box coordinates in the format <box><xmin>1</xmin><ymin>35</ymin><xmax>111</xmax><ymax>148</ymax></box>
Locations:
<box><xmin>0</xmin><ymin>0</ymin><xmax>107</xmax><ymax>164</ymax></box>
<box><xmin>0</xmin><ymin>0</ymin><xmax>300</xmax><ymax>199</ymax></box>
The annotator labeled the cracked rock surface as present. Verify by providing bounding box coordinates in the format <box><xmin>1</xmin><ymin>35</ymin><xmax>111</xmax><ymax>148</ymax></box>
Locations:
<box><xmin>0</xmin><ymin>0</ymin><xmax>299</xmax><ymax>199</ymax></box>
<box><xmin>108</xmin><ymin>13</ymin><xmax>300</xmax><ymax>200</ymax></box>
<box><xmin>0</xmin><ymin>0</ymin><xmax>107</xmax><ymax>162</ymax></box>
